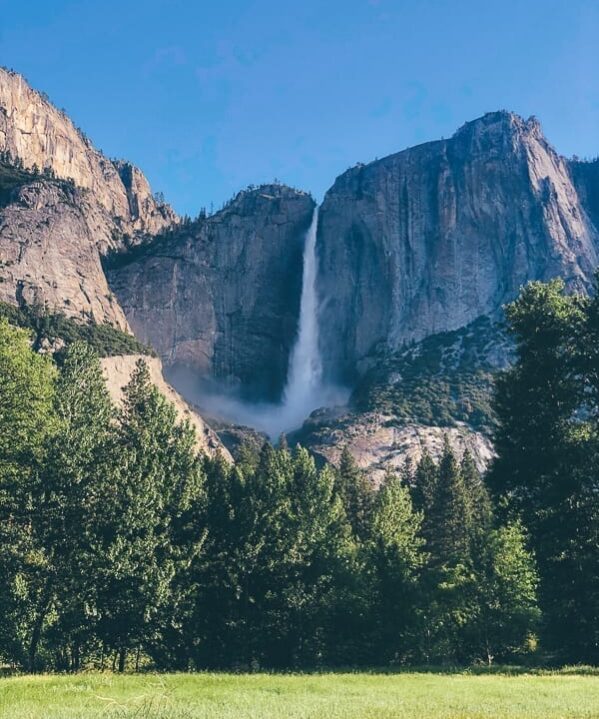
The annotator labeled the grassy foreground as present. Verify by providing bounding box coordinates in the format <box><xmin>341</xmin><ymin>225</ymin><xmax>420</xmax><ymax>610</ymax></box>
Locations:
<box><xmin>1</xmin><ymin>669</ymin><xmax>598</xmax><ymax>719</ymax></box>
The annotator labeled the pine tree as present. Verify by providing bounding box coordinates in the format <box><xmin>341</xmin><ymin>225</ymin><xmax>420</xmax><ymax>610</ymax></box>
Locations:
<box><xmin>460</xmin><ymin>450</ymin><xmax>492</xmax><ymax>538</ymax></box>
<box><xmin>367</xmin><ymin>471</ymin><xmax>425</xmax><ymax>662</ymax></box>
<box><xmin>335</xmin><ymin>447</ymin><xmax>374</xmax><ymax>540</ymax></box>
<box><xmin>94</xmin><ymin>360</ymin><xmax>206</xmax><ymax>671</ymax></box>
<box><xmin>428</xmin><ymin>438</ymin><xmax>471</xmax><ymax>565</ymax></box>
<box><xmin>41</xmin><ymin>342</ymin><xmax>116</xmax><ymax>670</ymax></box>
<box><xmin>490</xmin><ymin>279</ymin><xmax>598</xmax><ymax>662</ymax></box>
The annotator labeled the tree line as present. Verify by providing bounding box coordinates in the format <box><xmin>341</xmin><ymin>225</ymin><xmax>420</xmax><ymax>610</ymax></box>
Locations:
<box><xmin>0</xmin><ymin>274</ymin><xmax>597</xmax><ymax>671</ymax></box>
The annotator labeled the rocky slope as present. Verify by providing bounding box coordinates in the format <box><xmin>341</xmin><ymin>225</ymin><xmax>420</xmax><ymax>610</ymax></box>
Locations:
<box><xmin>108</xmin><ymin>185</ymin><xmax>315</xmax><ymax>401</ymax></box>
<box><xmin>571</xmin><ymin>158</ymin><xmax>599</xmax><ymax>237</ymax></box>
<box><xmin>293</xmin><ymin>409</ymin><xmax>494</xmax><ymax>484</ymax></box>
<box><xmin>0</xmin><ymin>172</ymin><xmax>129</xmax><ymax>328</ymax></box>
<box><xmin>0</xmin><ymin>68</ymin><xmax>179</xmax><ymax>328</ymax></box>
<box><xmin>316</xmin><ymin>111</ymin><xmax>599</xmax><ymax>384</ymax></box>
<box><xmin>0</xmin><ymin>67</ymin><xmax>176</xmax><ymax>240</ymax></box>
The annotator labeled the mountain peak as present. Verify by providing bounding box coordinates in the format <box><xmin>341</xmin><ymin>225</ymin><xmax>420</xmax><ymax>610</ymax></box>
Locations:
<box><xmin>0</xmin><ymin>66</ymin><xmax>176</xmax><ymax>235</ymax></box>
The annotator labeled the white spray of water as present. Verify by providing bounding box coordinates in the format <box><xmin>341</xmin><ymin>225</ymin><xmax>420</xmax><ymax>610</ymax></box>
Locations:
<box><xmin>183</xmin><ymin>205</ymin><xmax>348</xmax><ymax>439</ymax></box>
<box><xmin>282</xmin><ymin>206</ymin><xmax>323</xmax><ymax>414</ymax></box>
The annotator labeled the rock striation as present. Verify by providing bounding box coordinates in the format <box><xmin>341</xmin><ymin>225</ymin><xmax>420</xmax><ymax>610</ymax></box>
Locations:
<box><xmin>108</xmin><ymin>185</ymin><xmax>315</xmax><ymax>401</ymax></box>
<box><xmin>0</xmin><ymin>177</ymin><xmax>129</xmax><ymax>328</ymax></box>
<box><xmin>316</xmin><ymin>111</ymin><xmax>599</xmax><ymax>383</ymax></box>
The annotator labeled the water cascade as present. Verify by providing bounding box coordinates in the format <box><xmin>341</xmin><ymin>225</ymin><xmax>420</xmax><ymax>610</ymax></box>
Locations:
<box><xmin>188</xmin><ymin>204</ymin><xmax>347</xmax><ymax>439</ymax></box>
<box><xmin>281</xmin><ymin>206</ymin><xmax>323</xmax><ymax>416</ymax></box>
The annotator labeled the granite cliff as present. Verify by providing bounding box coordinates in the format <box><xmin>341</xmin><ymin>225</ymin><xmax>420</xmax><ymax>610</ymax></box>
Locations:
<box><xmin>0</xmin><ymin>68</ymin><xmax>226</xmax><ymax>458</ymax></box>
<box><xmin>108</xmin><ymin>185</ymin><xmax>315</xmax><ymax>401</ymax></box>
<box><xmin>0</xmin><ymin>67</ymin><xmax>175</xmax><ymax>239</ymax></box>
<box><xmin>316</xmin><ymin>111</ymin><xmax>599</xmax><ymax>384</ymax></box>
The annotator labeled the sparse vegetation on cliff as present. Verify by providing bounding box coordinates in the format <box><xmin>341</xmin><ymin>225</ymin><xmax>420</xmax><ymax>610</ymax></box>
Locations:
<box><xmin>0</xmin><ymin>301</ymin><xmax>154</xmax><ymax>358</ymax></box>
<box><xmin>353</xmin><ymin>317</ymin><xmax>508</xmax><ymax>433</ymax></box>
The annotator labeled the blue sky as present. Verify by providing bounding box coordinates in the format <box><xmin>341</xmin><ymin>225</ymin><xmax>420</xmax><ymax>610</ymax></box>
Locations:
<box><xmin>1</xmin><ymin>0</ymin><xmax>597</xmax><ymax>216</ymax></box>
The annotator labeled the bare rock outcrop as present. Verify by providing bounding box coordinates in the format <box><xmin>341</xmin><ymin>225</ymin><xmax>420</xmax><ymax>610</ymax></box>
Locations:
<box><xmin>294</xmin><ymin>409</ymin><xmax>494</xmax><ymax>484</ymax></box>
<box><xmin>0</xmin><ymin>67</ymin><xmax>176</xmax><ymax>238</ymax></box>
<box><xmin>0</xmin><ymin>178</ymin><xmax>128</xmax><ymax>328</ymax></box>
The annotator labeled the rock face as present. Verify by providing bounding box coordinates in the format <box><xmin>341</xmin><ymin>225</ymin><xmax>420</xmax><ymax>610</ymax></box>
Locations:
<box><xmin>317</xmin><ymin>111</ymin><xmax>599</xmax><ymax>383</ymax></box>
<box><xmin>293</xmin><ymin>409</ymin><xmax>494</xmax><ymax>484</ymax></box>
<box><xmin>0</xmin><ymin>67</ymin><xmax>176</xmax><ymax>239</ymax></box>
<box><xmin>108</xmin><ymin>186</ymin><xmax>315</xmax><ymax>401</ymax></box>
<box><xmin>571</xmin><ymin>158</ymin><xmax>599</xmax><ymax>239</ymax></box>
<box><xmin>0</xmin><ymin>177</ymin><xmax>129</xmax><ymax>328</ymax></box>
<box><xmin>0</xmin><ymin>68</ymin><xmax>179</xmax><ymax>328</ymax></box>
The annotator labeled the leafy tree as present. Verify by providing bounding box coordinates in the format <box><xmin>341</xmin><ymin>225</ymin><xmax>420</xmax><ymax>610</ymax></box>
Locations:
<box><xmin>0</xmin><ymin>320</ymin><xmax>56</xmax><ymax>670</ymax></box>
<box><xmin>466</xmin><ymin>522</ymin><xmax>540</xmax><ymax>664</ymax></box>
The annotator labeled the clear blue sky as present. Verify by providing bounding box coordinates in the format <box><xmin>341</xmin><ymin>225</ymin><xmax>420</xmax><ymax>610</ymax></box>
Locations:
<box><xmin>1</xmin><ymin>0</ymin><xmax>597</xmax><ymax>216</ymax></box>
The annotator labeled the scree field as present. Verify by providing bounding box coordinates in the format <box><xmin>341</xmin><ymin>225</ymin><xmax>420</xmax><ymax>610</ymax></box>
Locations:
<box><xmin>0</xmin><ymin>669</ymin><xmax>598</xmax><ymax>719</ymax></box>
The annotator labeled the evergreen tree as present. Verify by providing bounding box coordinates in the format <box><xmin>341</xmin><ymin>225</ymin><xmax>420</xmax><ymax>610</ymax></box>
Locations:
<box><xmin>460</xmin><ymin>450</ymin><xmax>493</xmax><ymax>538</ymax></box>
<box><xmin>367</xmin><ymin>471</ymin><xmax>425</xmax><ymax>662</ymax></box>
<box><xmin>41</xmin><ymin>342</ymin><xmax>116</xmax><ymax>670</ymax></box>
<box><xmin>94</xmin><ymin>360</ymin><xmax>206</xmax><ymax>671</ymax></box>
<box><xmin>490</xmin><ymin>279</ymin><xmax>598</xmax><ymax>662</ymax></box>
<box><xmin>335</xmin><ymin>448</ymin><xmax>374</xmax><ymax>540</ymax></box>
<box><xmin>428</xmin><ymin>439</ymin><xmax>471</xmax><ymax>565</ymax></box>
<box><xmin>411</xmin><ymin>450</ymin><xmax>437</xmax><ymax>514</ymax></box>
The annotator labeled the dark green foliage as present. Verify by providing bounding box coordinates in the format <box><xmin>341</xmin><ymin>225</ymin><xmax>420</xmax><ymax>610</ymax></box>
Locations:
<box><xmin>2</xmin><ymin>291</ymin><xmax>595</xmax><ymax>670</ymax></box>
<box><xmin>0</xmin><ymin>320</ymin><xmax>57</xmax><ymax>670</ymax></box>
<box><xmin>365</xmin><ymin>472</ymin><xmax>425</xmax><ymax>662</ymax></box>
<box><xmin>490</xmin><ymin>277</ymin><xmax>599</xmax><ymax>664</ymax></box>
<box><xmin>427</xmin><ymin>438</ymin><xmax>472</xmax><ymax>564</ymax></box>
<box><xmin>94</xmin><ymin>360</ymin><xmax>206</xmax><ymax>671</ymax></box>
<box><xmin>412</xmin><ymin>443</ymin><xmax>539</xmax><ymax>664</ymax></box>
<box><xmin>334</xmin><ymin>448</ymin><xmax>375</xmax><ymax>541</ymax></box>
<box><xmin>192</xmin><ymin>445</ymin><xmax>362</xmax><ymax>669</ymax></box>
<box><xmin>0</xmin><ymin>301</ymin><xmax>154</xmax><ymax>358</ymax></box>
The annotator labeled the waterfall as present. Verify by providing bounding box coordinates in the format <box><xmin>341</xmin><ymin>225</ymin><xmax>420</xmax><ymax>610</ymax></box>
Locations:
<box><xmin>183</xmin><ymin>203</ymin><xmax>347</xmax><ymax>439</ymax></box>
<box><xmin>282</xmin><ymin>206</ymin><xmax>323</xmax><ymax>410</ymax></box>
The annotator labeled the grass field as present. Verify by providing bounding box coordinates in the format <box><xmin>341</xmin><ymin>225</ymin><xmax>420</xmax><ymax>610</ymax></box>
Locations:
<box><xmin>0</xmin><ymin>668</ymin><xmax>598</xmax><ymax>719</ymax></box>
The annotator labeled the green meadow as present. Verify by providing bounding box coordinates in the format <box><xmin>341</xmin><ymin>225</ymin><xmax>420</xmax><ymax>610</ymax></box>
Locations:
<box><xmin>1</xmin><ymin>668</ymin><xmax>598</xmax><ymax>719</ymax></box>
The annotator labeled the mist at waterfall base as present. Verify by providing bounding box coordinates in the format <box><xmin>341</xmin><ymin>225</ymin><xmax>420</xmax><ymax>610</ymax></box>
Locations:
<box><xmin>171</xmin><ymin>207</ymin><xmax>349</xmax><ymax>440</ymax></box>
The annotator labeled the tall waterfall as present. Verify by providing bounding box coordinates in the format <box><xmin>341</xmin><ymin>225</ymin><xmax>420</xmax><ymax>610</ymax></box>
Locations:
<box><xmin>185</xmin><ymin>204</ymin><xmax>347</xmax><ymax>439</ymax></box>
<box><xmin>282</xmin><ymin>206</ymin><xmax>323</xmax><ymax>411</ymax></box>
